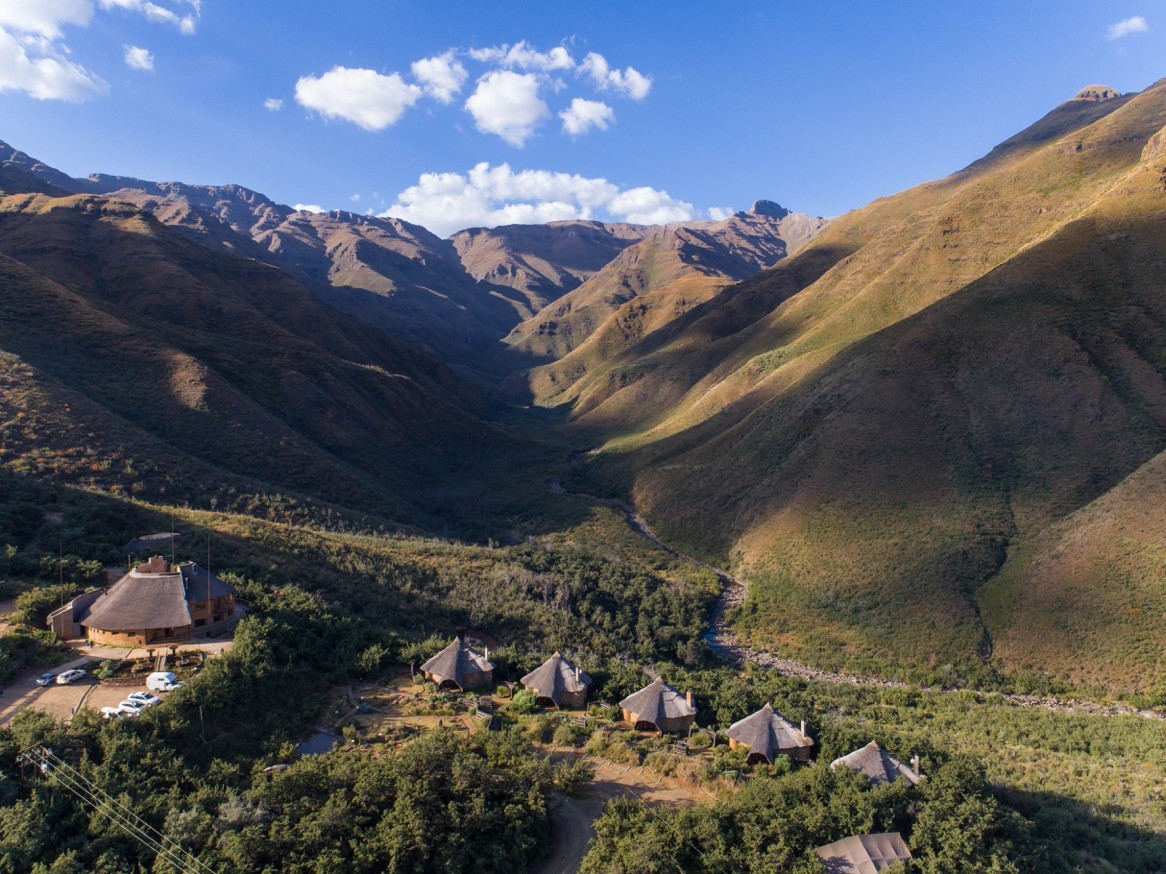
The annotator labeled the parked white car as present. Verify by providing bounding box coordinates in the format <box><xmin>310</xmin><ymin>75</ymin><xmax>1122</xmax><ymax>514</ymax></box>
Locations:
<box><xmin>117</xmin><ymin>700</ymin><xmax>145</xmax><ymax>717</ymax></box>
<box><xmin>146</xmin><ymin>671</ymin><xmax>182</xmax><ymax>692</ymax></box>
<box><xmin>100</xmin><ymin>706</ymin><xmax>122</xmax><ymax>720</ymax></box>
<box><xmin>55</xmin><ymin>669</ymin><xmax>86</xmax><ymax>685</ymax></box>
<box><xmin>35</xmin><ymin>672</ymin><xmax>57</xmax><ymax>687</ymax></box>
<box><xmin>127</xmin><ymin>691</ymin><xmax>162</xmax><ymax>708</ymax></box>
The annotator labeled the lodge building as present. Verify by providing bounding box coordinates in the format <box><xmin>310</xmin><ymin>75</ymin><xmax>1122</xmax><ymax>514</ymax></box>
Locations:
<box><xmin>48</xmin><ymin>555</ymin><xmax>237</xmax><ymax>646</ymax></box>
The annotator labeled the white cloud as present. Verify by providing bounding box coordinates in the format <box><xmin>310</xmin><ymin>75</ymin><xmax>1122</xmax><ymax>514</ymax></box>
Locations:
<box><xmin>264</xmin><ymin>97</ymin><xmax>283</xmax><ymax>111</ymax></box>
<box><xmin>0</xmin><ymin>26</ymin><xmax>107</xmax><ymax>101</ymax></box>
<box><xmin>0</xmin><ymin>0</ymin><xmax>202</xmax><ymax>102</ymax></box>
<box><xmin>464</xmin><ymin>70</ymin><xmax>549</xmax><ymax>146</ymax></box>
<box><xmin>99</xmin><ymin>0</ymin><xmax>198</xmax><ymax>34</ymax></box>
<box><xmin>609</xmin><ymin>186</ymin><xmax>695</xmax><ymax>225</ymax></box>
<box><xmin>350</xmin><ymin>193</ymin><xmax>361</xmax><ymax>202</ymax></box>
<box><xmin>123</xmin><ymin>44</ymin><xmax>153</xmax><ymax>71</ymax></box>
<box><xmin>0</xmin><ymin>0</ymin><xmax>93</xmax><ymax>40</ymax></box>
<box><xmin>468</xmin><ymin>41</ymin><xmax>574</xmax><ymax>71</ymax></box>
<box><xmin>411</xmin><ymin>50</ymin><xmax>467</xmax><ymax>103</ymax></box>
<box><xmin>294</xmin><ymin>203</ymin><xmax>326</xmax><ymax>213</ymax></box>
<box><xmin>579</xmin><ymin>52</ymin><xmax>651</xmax><ymax>99</ymax></box>
<box><xmin>707</xmin><ymin>206</ymin><xmax>735</xmax><ymax>221</ymax></box>
<box><xmin>295</xmin><ymin>66</ymin><xmax>422</xmax><ymax>131</ymax></box>
<box><xmin>1108</xmin><ymin>15</ymin><xmax>1148</xmax><ymax>39</ymax></box>
<box><xmin>383</xmin><ymin>161</ymin><xmax>698</xmax><ymax>237</ymax></box>
<box><xmin>559</xmin><ymin>97</ymin><xmax>614</xmax><ymax>136</ymax></box>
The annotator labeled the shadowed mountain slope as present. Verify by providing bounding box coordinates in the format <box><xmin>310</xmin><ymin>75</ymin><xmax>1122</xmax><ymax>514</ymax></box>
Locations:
<box><xmin>566</xmin><ymin>80</ymin><xmax>1166</xmax><ymax>690</ymax></box>
<box><xmin>0</xmin><ymin>184</ymin><xmax>515</xmax><ymax>527</ymax></box>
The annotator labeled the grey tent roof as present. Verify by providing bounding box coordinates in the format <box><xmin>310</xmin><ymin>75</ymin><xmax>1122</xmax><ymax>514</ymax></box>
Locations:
<box><xmin>815</xmin><ymin>832</ymin><xmax>912</xmax><ymax>874</ymax></box>
<box><xmin>830</xmin><ymin>741</ymin><xmax>922</xmax><ymax>786</ymax></box>
<box><xmin>123</xmin><ymin>533</ymin><xmax>180</xmax><ymax>553</ymax></box>
<box><xmin>420</xmin><ymin>638</ymin><xmax>494</xmax><ymax>686</ymax></box>
<box><xmin>82</xmin><ymin>562</ymin><xmax>234</xmax><ymax>632</ymax></box>
<box><xmin>618</xmin><ymin>678</ymin><xmax>696</xmax><ymax>724</ymax></box>
<box><xmin>725</xmin><ymin>703</ymin><xmax>812</xmax><ymax>762</ymax></box>
<box><xmin>520</xmin><ymin>653</ymin><xmax>591</xmax><ymax>704</ymax></box>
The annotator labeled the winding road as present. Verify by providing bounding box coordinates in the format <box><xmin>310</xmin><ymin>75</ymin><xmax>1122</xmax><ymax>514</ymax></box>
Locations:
<box><xmin>546</xmin><ymin>476</ymin><xmax>1165</xmax><ymax>722</ymax></box>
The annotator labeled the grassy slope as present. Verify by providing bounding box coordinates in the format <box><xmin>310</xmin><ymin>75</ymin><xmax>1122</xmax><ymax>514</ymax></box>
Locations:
<box><xmin>560</xmin><ymin>82</ymin><xmax>1166</xmax><ymax>690</ymax></box>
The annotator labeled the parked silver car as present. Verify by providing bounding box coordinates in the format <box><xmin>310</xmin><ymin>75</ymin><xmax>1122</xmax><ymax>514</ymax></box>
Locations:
<box><xmin>55</xmin><ymin>669</ymin><xmax>86</xmax><ymax>685</ymax></box>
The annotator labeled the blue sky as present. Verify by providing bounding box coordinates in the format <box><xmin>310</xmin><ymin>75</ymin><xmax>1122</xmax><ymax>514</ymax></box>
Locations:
<box><xmin>1</xmin><ymin>1</ymin><xmax>1164</xmax><ymax>234</ymax></box>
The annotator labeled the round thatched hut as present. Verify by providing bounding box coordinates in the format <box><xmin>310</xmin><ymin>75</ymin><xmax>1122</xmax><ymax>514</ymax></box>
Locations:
<box><xmin>520</xmin><ymin>652</ymin><xmax>591</xmax><ymax>709</ymax></box>
<box><xmin>420</xmin><ymin>637</ymin><xmax>494</xmax><ymax>692</ymax></box>
<box><xmin>830</xmin><ymin>741</ymin><xmax>923</xmax><ymax>786</ymax></box>
<box><xmin>619</xmin><ymin>677</ymin><xmax>697</xmax><ymax>735</ymax></box>
<box><xmin>725</xmin><ymin>703</ymin><xmax>814</xmax><ymax>765</ymax></box>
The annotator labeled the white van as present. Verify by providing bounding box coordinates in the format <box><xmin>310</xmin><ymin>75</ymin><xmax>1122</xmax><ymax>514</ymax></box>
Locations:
<box><xmin>146</xmin><ymin>671</ymin><xmax>183</xmax><ymax>692</ymax></box>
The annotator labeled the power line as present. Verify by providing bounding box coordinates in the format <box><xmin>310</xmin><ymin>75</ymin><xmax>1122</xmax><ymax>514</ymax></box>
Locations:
<box><xmin>18</xmin><ymin>745</ymin><xmax>215</xmax><ymax>874</ymax></box>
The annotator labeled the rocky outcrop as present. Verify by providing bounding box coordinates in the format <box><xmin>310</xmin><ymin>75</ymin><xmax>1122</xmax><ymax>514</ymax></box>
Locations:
<box><xmin>1073</xmin><ymin>84</ymin><xmax>1121</xmax><ymax>102</ymax></box>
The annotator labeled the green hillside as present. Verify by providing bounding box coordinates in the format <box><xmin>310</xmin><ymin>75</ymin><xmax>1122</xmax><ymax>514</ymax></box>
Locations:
<box><xmin>554</xmin><ymin>81</ymin><xmax>1166</xmax><ymax>692</ymax></box>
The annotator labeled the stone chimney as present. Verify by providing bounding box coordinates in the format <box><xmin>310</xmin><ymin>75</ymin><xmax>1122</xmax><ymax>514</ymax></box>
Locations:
<box><xmin>800</xmin><ymin>720</ymin><xmax>807</xmax><ymax>737</ymax></box>
<box><xmin>685</xmin><ymin>690</ymin><xmax>693</xmax><ymax>707</ymax></box>
<box><xmin>136</xmin><ymin>555</ymin><xmax>169</xmax><ymax>574</ymax></box>
<box><xmin>575</xmin><ymin>665</ymin><xmax>581</xmax><ymax>683</ymax></box>
<box><xmin>911</xmin><ymin>754</ymin><xmax>921</xmax><ymax>777</ymax></box>
<box><xmin>484</xmin><ymin>645</ymin><xmax>489</xmax><ymax>662</ymax></box>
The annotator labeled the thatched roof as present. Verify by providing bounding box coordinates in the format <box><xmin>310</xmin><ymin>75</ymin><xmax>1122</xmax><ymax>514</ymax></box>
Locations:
<box><xmin>421</xmin><ymin>638</ymin><xmax>493</xmax><ymax>686</ymax></box>
<box><xmin>520</xmin><ymin>653</ymin><xmax>591</xmax><ymax>705</ymax></box>
<box><xmin>830</xmin><ymin>741</ymin><xmax>922</xmax><ymax>786</ymax></box>
<box><xmin>123</xmin><ymin>533</ymin><xmax>180</xmax><ymax>554</ymax></box>
<box><xmin>815</xmin><ymin>832</ymin><xmax>912</xmax><ymax>873</ymax></box>
<box><xmin>725</xmin><ymin>703</ymin><xmax>812</xmax><ymax>762</ymax></box>
<box><xmin>82</xmin><ymin>562</ymin><xmax>233</xmax><ymax>632</ymax></box>
<box><xmin>619</xmin><ymin>678</ymin><xmax>696</xmax><ymax>724</ymax></box>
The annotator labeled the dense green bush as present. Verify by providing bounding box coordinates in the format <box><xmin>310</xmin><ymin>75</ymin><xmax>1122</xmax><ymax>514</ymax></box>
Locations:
<box><xmin>11</xmin><ymin>584</ymin><xmax>79</xmax><ymax>627</ymax></box>
<box><xmin>580</xmin><ymin>755</ymin><xmax>1026</xmax><ymax>873</ymax></box>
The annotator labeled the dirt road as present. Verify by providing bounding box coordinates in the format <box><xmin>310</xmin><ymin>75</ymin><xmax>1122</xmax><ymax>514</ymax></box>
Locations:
<box><xmin>532</xmin><ymin>754</ymin><xmax>707</xmax><ymax>874</ymax></box>
<box><xmin>0</xmin><ymin>656</ymin><xmax>96</xmax><ymax>724</ymax></box>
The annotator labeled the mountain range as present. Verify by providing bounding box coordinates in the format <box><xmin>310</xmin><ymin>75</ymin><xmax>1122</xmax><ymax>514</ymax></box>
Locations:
<box><xmin>3</xmin><ymin>78</ymin><xmax>1166</xmax><ymax>694</ymax></box>
<box><xmin>0</xmin><ymin>137</ymin><xmax>816</xmax><ymax>528</ymax></box>
<box><xmin>0</xmin><ymin>145</ymin><xmax>820</xmax><ymax>370</ymax></box>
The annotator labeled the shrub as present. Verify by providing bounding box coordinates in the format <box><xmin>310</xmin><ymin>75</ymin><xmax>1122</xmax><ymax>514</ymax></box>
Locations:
<box><xmin>12</xmin><ymin>584</ymin><xmax>77</xmax><ymax>627</ymax></box>
<box><xmin>510</xmin><ymin>689</ymin><xmax>539</xmax><ymax>714</ymax></box>
<box><xmin>551</xmin><ymin>723</ymin><xmax>578</xmax><ymax>747</ymax></box>
<box><xmin>643</xmin><ymin>751</ymin><xmax>675</xmax><ymax>776</ymax></box>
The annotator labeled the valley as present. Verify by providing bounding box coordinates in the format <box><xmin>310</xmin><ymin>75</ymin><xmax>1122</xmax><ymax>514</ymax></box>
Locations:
<box><xmin>1</xmin><ymin>67</ymin><xmax>1165</xmax><ymax>873</ymax></box>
